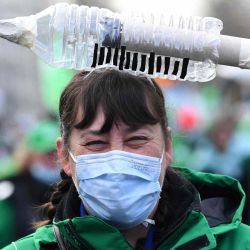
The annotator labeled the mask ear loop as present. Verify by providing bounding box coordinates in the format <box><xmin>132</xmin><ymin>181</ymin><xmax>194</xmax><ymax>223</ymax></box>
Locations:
<box><xmin>68</xmin><ymin>151</ymin><xmax>80</xmax><ymax>192</ymax></box>
<box><xmin>142</xmin><ymin>146</ymin><xmax>165</xmax><ymax>228</ymax></box>
<box><xmin>160</xmin><ymin>145</ymin><xmax>165</xmax><ymax>164</ymax></box>
<box><xmin>69</xmin><ymin>151</ymin><xmax>77</xmax><ymax>163</ymax></box>
<box><xmin>160</xmin><ymin>151</ymin><xmax>164</xmax><ymax>164</ymax></box>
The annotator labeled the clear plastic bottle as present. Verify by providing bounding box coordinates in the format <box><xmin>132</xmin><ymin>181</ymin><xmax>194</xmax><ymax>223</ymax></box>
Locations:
<box><xmin>0</xmin><ymin>3</ymin><xmax>223</xmax><ymax>82</ymax></box>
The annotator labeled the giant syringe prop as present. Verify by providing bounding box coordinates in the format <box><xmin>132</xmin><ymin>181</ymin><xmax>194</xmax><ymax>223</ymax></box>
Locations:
<box><xmin>0</xmin><ymin>3</ymin><xmax>250</xmax><ymax>82</ymax></box>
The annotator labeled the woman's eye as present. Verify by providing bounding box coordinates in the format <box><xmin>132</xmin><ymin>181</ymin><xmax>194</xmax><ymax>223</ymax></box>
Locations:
<box><xmin>84</xmin><ymin>140</ymin><xmax>107</xmax><ymax>147</ymax></box>
<box><xmin>126</xmin><ymin>136</ymin><xmax>148</xmax><ymax>144</ymax></box>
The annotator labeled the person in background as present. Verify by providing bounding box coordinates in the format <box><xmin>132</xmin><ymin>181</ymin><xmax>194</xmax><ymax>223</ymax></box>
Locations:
<box><xmin>0</xmin><ymin>120</ymin><xmax>60</xmax><ymax>248</ymax></box>
<box><xmin>189</xmin><ymin>113</ymin><xmax>248</xmax><ymax>179</ymax></box>
<box><xmin>3</xmin><ymin>68</ymin><xmax>250</xmax><ymax>249</ymax></box>
<box><xmin>186</xmin><ymin>113</ymin><xmax>250</xmax><ymax>225</ymax></box>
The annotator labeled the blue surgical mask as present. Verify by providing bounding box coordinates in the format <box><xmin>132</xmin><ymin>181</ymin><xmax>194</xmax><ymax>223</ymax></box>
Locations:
<box><xmin>30</xmin><ymin>162</ymin><xmax>61</xmax><ymax>185</ymax></box>
<box><xmin>69</xmin><ymin>150</ymin><xmax>164</xmax><ymax>229</ymax></box>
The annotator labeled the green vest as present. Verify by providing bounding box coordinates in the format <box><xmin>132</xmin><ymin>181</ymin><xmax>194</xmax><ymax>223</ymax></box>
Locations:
<box><xmin>3</xmin><ymin>168</ymin><xmax>250</xmax><ymax>250</ymax></box>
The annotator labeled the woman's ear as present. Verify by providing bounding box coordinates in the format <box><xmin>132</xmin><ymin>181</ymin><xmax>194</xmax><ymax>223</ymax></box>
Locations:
<box><xmin>164</xmin><ymin>127</ymin><xmax>173</xmax><ymax>165</ymax></box>
<box><xmin>56</xmin><ymin>137</ymin><xmax>73</xmax><ymax>177</ymax></box>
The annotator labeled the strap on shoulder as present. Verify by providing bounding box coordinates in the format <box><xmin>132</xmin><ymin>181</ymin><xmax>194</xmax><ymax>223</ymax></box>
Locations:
<box><xmin>53</xmin><ymin>225</ymin><xmax>72</xmax><ymax>250</ymax></box>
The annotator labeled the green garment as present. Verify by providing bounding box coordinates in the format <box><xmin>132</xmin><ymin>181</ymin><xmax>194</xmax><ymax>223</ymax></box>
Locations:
<box><xmin>0</xmin><ymin>199</ymin><xmax>15</xmax><ymax>248</ymax></box>
<box><xmin>0</xmin><ymin>172</ymin><xmax>51</xmax><ymax>248</ymax></box>
<box><xmin>25</xmin><ymin>120</ymin><xmax>59</xmax><ymax>153</ymax></box>
<box><xmin>3</xmin><ymin>167</ymin><xmax>250</xmax><ymax>250</ymax></box>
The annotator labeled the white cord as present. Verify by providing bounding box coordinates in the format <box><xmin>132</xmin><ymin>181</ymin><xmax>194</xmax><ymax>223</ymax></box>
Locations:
<box><xmin>11</xmin><ymin>242</ymin><xmax>18</xmax><ymax>250</ymax></box>
<box><xmin>142</xmin><ymin>218</ymin><xmax>156</xmax><ymax>227</ymax></box>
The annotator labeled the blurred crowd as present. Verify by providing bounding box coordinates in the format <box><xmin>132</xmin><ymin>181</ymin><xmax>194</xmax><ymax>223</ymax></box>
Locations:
<box><xmin>162</xmin><ymin>76</ymin><xmax>250</xmax><ymax>225</ymax></box>
<box><xmin>0</xmin><ymin>114</ymin><xmax>60</xmax><ymax>247</ymax></box>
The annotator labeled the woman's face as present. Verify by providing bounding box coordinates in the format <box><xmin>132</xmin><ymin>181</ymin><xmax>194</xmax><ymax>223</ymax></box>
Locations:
<box><xmin>57</xmin><ymin>108</ymin><xmax>172</xmax><ymax>186</ymax></box>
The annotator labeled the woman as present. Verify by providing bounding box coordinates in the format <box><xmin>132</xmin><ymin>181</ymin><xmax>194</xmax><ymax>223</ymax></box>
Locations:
<box><xmin>0</xmin><ymin>119</ymin><xmax>59</xmax><ymax>248</ymax></box>
<box><xmin>3</xmin><ymin>67</ymin><xmax>250</xmax><ymax>249</ymax></box>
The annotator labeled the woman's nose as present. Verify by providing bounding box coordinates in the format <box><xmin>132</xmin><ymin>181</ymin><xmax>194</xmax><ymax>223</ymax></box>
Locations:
<box><xmin>110</xmin><ymin>142</ymin><xmax>124</xmax><ymax>151</ymax></box>
<box><xmin>108</xmin><ymin>124</ymin><xmax>125</xmax><ymax>151</ymax></box>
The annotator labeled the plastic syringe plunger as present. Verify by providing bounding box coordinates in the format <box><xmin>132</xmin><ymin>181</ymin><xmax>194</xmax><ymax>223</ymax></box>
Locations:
<box><xmin>0</xmin><ymin>16</ymin><xmax>36</xmax><ymax>48</ymax></box>
<box><xmin>0</xmin><ymin>3</ymin><xmax>224</xmax><ymax>82</ymax></box>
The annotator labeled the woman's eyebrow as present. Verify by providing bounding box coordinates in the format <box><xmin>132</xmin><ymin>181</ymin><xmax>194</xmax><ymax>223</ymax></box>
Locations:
<box><xmin>80</xmin><ymin>130</ymin><xmax>107</xmax><ymax>138</ymax></box>
<box><xmin>125</xmin><ymin>125</ymin><xmax>154</xmax><ymax>133</ymax></box>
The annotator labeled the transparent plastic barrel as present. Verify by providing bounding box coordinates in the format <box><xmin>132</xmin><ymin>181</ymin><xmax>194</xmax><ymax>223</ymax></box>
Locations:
<box><xmin>5</xmin><ymin>3</ymin><xmax>222</xmax><ymax>82</ymax></box>
<box><xmin>33</xmin><ymin>3</ymin><xmax>121</xmax><ymax>70</ymax></box>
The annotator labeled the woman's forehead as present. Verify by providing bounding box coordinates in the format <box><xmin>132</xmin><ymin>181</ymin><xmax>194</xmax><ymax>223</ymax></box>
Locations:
<box><xmin>75</xmin><ymin>106</ymin><xmax>104</xmax><ymax>126</ymax></box>
<box><xmin>75</xmin><ymin>106</ymin><xmax>158</xmax><ymax>136</ymax></box>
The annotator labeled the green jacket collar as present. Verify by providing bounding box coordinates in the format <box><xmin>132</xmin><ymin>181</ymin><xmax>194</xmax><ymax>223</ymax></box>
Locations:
<box><xmin>175</xmin><ymin>167</ymin><xmax>245</xmax><ymax>236</ymax></box>
<box><xmin>32</xmin><ymin>212</ymin><xmax>217</xmax><ymax>250</ymax></box>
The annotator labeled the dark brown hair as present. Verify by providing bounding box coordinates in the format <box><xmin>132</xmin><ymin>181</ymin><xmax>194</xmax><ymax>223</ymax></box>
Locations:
<box><xmin>37</xmin><ymin>68</ymin><xmax>169</xmax><ymax>227</ymax></box>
